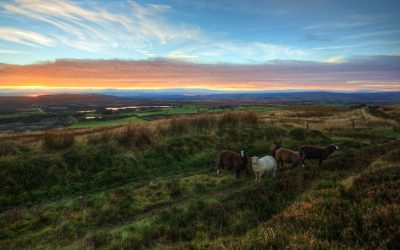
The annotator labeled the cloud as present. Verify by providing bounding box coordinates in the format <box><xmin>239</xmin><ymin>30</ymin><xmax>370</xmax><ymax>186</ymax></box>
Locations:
<box><xmin>0</xmin><ymin>27</ymin><xmax>54</xmax><ymax>47</ymax></box>
<box><xmin>343</xmin><ymin>29</ymin><xmax>400</xmax><ymax>40</ymax></box>
<box><xmin>170</xmin><ymin>41</ymin><xmax>308</xmax><ymax>62</ymax></box>
<box><xmin>0</xmin><ymin>0</ymin><xmax>309</xmax><ymax>61</ymax></box>
<box><xmin>168</xmin><ymin>51</ymin><xmax>197</xmax><ymax>60</ymax></box>
<box><xmin>1</xmin><ymin>0</ymin><xmax>200</xmax><ymax>52</ymax></box>
<box><xmin>303</xmin><ymin>14</ymin><xmax>386</xmax><ymax>30</ymax></box>
<box><xmin>0</xmin><ymin>49</ymin><xmax>25</xmax><ymax>54</ymax></box>
<box><xmin>324</xmin><ymin>56</ymin><xmax>345</xmax><ymax>63</ymax></box>
<box><xmin>0</xmin><ymin>55</ymin><xmax>399</xmax><ymax>91</ymax></box>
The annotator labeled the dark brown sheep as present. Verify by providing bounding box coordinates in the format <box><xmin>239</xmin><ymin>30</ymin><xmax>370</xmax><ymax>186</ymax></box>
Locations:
<box><xmin>275</xmin><ymin>148</ymin><xmax>303</xmax><ymax>168</ymax></box>
<box><xmin>298</xmin><ymin>144</ymin><xmax>339</xmax><ymax>166</ymax></box>
<box><xmin>270</xmin><ymin>142</ymin><xmax>282</xmax><ymax>158</ymax></box>
<box><xmin>217</xmin><ymin>150</ymin><xmax>248</xmax><ymax>179</ymax></box>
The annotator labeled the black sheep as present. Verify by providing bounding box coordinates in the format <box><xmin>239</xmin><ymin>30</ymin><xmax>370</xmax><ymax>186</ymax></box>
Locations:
<box><xmin>298</xmin><ymin>144</ymin><xmax>339</xmax><ymax>166</ymax></box>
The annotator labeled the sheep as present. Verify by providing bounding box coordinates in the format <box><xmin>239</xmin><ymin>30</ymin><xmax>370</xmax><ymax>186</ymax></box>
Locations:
<box><xmin>216</xmin><ymin>150</ymin><xmax>248</xmax><ymax>179</ymax></box>
<box><xmin>269</xmin><ymin>142</ymin><xmax>282</xmax><ymax>158</ymax></box>
<box><xmin>298</xmin><ymin>144</ymin><xmax>339</xmax><ymax>166</ymax></box>
<box><xmin>275</xmin><ymin>148</ymin><xmax>303</xmax><ymax>168</ymax></box>
<box><xmin>251</xmin><ymin>155</ymin><xmax>277</xmax><ymax>182</ymax></box>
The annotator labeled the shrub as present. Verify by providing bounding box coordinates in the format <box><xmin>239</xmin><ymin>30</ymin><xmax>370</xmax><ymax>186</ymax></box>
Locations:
<box><xmin>0</xmin><ymin>153</ymin><xmax>66</xmax><ymax>196</ymax></box>
<box><xmin>361</xmin><ymin>204</ymin><xmax>400</xmax><ymax>249</ymax></box>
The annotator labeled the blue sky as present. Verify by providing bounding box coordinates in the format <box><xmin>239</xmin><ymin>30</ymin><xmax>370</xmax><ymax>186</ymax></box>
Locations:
<box><xmin>1</xmin><ymin>0</ymin><xmax>399</xmax><ymax>64</ymax></box>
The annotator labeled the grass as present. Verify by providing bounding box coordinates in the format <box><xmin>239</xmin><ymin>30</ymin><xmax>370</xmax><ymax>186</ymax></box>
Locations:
<box><xmin>134</xmin><ymin>105</ymin><xmax>278</xmax><ymax>118</ymax></box>
<box><xmin>134</xmin><ymin>105</ymin><xmax>201</xmax><ymax>117</ymax></box>
<box><xmin>43</xmin><ymin>130</ymin><xmax>75</xmax><ymax>150</ymax></box>
<box><xmin>70</xmin><ymin>116</ymin><xmax>145</xmax><ymax>128</ymax></box>
<box><xmin>0</xmin><ymin>105</ymin><xmax>399</xmax><ymax>249</ymax></box>
<box><xmin>0</xmin><ymin>110</ymin><xmax>46</xmax><ymax>118</ymax></box>
<box><xmin>69</xmin><ymin>105</ymin><xmax>278</xmax><ymax>129</ymax></box>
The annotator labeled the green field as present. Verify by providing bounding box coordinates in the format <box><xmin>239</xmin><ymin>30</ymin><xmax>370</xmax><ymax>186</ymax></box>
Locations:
<box><xmin>70</xmin><ymin>116</ymin><xmax>145</xmax><ymax>128</ymax></box>
<box><xmin>72</xmin><ymin>105</ymin><xmax>279</xmax><ymax>128</ymax></box>
<box><xmin>1</xmin><ymin>107</ymin><xmax>399</xmax><ymax>249</ymax></box>
<box><xmin>0</xmin><ymin>110</ymin><xmax>46</xmax><ymax>118</ymax></box>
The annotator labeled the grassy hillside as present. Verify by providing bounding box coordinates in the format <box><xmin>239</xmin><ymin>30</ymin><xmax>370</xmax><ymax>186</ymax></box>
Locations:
<box><xmin>0</xmin><ymin>108</ymin><xmax>399</xmax><ymax>249</ymax></box>
<box><xmin>69</xmin><ymin>105</ymin><xmax>278</xmax><ymax>128</ymax></box>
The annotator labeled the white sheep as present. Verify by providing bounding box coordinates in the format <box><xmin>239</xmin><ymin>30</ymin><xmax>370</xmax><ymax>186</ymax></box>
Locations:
<box><xmin>251</xmin><ymin>155</ymin><xmax>277</xmax><ymax>182</ymax></box>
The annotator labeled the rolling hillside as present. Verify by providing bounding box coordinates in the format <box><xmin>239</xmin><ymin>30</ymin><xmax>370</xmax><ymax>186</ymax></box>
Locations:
<box><xmin>0</xmin><ymin>106</ymin><xmax>399</xmax><ymax>249</ymax></box>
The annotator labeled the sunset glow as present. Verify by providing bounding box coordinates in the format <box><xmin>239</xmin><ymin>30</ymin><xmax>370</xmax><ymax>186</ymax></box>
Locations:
<box><xmin>0</xmin><ymin>0</ymin><xmax>399</xmax><ymax>93</ymax></box>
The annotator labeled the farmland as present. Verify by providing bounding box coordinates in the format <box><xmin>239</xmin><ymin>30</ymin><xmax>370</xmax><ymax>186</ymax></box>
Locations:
<box><xmin>0</xmin><ymin>104</ymin><xmax>399</xmax><ymax>249</ymax></box>
<box><xmin>0</xmin><ymin>103</ymin><xmax>280</xmax><ymax>132</ymax></box>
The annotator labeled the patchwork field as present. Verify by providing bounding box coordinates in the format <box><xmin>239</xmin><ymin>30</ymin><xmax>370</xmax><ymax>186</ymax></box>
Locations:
<box><xmin>0</xmin><ymin>105</ymin><xmax>399</xmax><ymax>249</ymax></box>
<box><xmin>70</xmin><ymin>105</ymin><xmax>280</xmax><ymax>128</ymax></box>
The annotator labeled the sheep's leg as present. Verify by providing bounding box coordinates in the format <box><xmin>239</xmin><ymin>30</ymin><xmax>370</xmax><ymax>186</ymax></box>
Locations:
<box><xmin>273</xmin><ymin>168</ymin><xmax>276</xmax><ymax>178</ymax></box>
<box><xmin>236</xmin><ymin>169</ymin><xmax>240</xmax><ymax>179</ymax></box>
<box><xmin>319</xmin><ymin>159</ymin><xmax>323</xmax><ymax>166</ymax></box>
<box><xmin>301</xmin><ymin>154</ymin><xmax>306</xmax><ymax>168</ymax></box>
<box><xmin>255</xmin><ymin>174</ymin><xmax>258</xmax><ymax>182</ymax></box>
<box><xmin>217</xmin><ymin>168</ymin><xmax>220</xmax><ymax>175</ymax></box>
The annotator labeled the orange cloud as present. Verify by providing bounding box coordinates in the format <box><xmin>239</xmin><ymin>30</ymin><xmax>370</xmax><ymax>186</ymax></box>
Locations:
<box><xmin>1</xmin><ymin>57</ymin><xmax>399</xmax><ymax>91</ymax></box>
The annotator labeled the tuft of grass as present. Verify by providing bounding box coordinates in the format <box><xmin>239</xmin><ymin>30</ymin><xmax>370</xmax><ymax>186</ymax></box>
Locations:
<box><xmin>116</xmin><ymin>123</ymin><xmax>156</xmax><ymax>148</ymax></box>
<box><xmin>87</xmin><ymin>130</ymin><xmax>115</xmax><ymax>145</ymax></box>
<box><xmin>289</xmin><ymin>127</ymin><xmax>308</xmax><ymax>141</ymax></box>
<box><xmin>166</xmin><ymin>111</ymin><xmax>258</xmax><ymax>136</ymax></box>
<box><xmin>43</xmin><ymin>130</ymin><xmax>75</xmax><ymax>150</ymax></box>
<box><xmin>0</xmin><ymin>140</ymin><xmax>20</xmax><ymax>156</ymax></box>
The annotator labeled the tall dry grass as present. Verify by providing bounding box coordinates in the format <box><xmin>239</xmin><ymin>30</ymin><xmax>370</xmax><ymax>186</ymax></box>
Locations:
<box><xmin>0</xmin><ymin>140</ymin><xmax>19</xmax><ymax>156</ymax></box>
<box><xmin>116</xmin><ymin>122</ymin><xmax>156</xmax><ymax>148</ymax></box>
<box><xmin>166</xmin><ymin>111</ymin><xmax>258</xmax><ymax>135</ymax></box>
<box><xmin>43</xmin><ymin>130</ymin><xmax>75</xmax><ymax>150</ymax></box>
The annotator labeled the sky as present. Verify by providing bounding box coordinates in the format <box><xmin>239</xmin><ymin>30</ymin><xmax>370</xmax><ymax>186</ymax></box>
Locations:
<box><xmin>0</xmin><ymin>0</ymin><xmax>399</xmax><ymax>93</ymax></box>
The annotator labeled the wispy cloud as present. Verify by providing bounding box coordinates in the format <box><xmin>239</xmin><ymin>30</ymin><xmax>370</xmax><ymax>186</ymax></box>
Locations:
<box><xmin>168</xmin><ymin>51</ymin><xmax>197</xmax><ymax>60</ymax></box>
<box><xmin>343</xmin><ymin>29</ymin><xmax>400</xmax><ymax>40</ymax></box>
<box><xmin>170</xmin><ymin>41</ymin><xmax>308</xmax><ymax>62</ymax></box>
<box><xmin>1</xmin><ymin>0</ymin><xmax>200</xmax><ymax>52</ymax></box>
<box><xmin>0</xmin><ymin>27</ymin><xmax>54</xmax><ymax>47</ymax></box>
<box><xmin>303</xmin><ymin>14</ymin><xmax>386</xmax><ymax>30</ymax></box>
<box><xmin>0</xmin><ymin>48</ymin><xmax>25</xmax><ymax>54</ymax></box>
<box><xmin>324</xmin><ymin>56</ymin><xmax>345</xmax><ymax>63</ymax></box>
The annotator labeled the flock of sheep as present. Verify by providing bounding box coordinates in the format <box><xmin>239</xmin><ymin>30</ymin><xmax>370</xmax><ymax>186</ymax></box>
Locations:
<box><xmin>216</xmin><ymin>143</ymin><xmax>339</xmax><ymax>182</ymax></box>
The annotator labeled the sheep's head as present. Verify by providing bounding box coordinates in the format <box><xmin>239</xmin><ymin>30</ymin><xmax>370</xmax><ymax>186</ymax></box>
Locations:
<box><xmin>327</xmin><ymin>144</ymin><xmax>339</xmax><ymax>154</ymax></box>
<box><xmin>251</xmin><ymin>156</ymin><xmax>259</xmax><ymax>166</ymax></box>
<box><xmin>240</xmin><ymin>150</ymin><xmax>248</xmax><ymax>160</ymax></box>
<box><xmin>271</xmin><ymin>142</ymin><xmax>282</xmax><ymax>151</ymax></box>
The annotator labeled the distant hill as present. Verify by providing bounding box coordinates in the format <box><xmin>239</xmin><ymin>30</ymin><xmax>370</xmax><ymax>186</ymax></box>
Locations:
<box><xmin>194</xmin><ymin>91</ymin><xmax>400</xmax><ymax>104</ymax></box>
<box><xmin>0</xmin><ymin>91</ymin><xmax>399</xmax><ymax>112</ymax></box>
